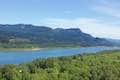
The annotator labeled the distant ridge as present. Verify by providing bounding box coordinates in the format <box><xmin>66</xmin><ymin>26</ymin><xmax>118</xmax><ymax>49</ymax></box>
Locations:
<box><xmin>0</xmin><ymin>24</ymin><xmax>118</xmax><ymax>47</ymax></box>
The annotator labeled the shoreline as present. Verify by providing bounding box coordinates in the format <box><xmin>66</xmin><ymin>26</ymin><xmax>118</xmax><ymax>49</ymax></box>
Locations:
<box><xmin>0</xmin><ymin>46</ymin><xmax>119</xmax><ymax>51</ymax></box>
<box><xmin>0</xmin><ymin>48</ymin><xmax>43</xmax><ymax>51</ymax></box>
<box><xmin>0</xmin><ymin>46</ymin><xmax>81</xmax><ymax>51</ymax></box>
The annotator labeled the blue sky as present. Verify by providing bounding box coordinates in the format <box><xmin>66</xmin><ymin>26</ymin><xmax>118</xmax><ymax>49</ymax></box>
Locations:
<box><xmin>0</xmin><ymin>0</ymin><xmax>120</xmax><ymax>39</ymax></box>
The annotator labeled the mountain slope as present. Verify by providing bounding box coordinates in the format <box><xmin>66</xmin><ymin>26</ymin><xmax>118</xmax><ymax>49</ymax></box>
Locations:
<box><xmin>0</xmin><ymin>24</ymin><xmax>116</xmax><ymax>47</ymax></box>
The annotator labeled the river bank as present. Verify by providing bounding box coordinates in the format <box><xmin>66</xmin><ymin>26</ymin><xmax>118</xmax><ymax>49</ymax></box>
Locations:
<box><xmin>0</xmin><ymin>47</ymin><xmax>42</xmax><ymax>51</ymax></box>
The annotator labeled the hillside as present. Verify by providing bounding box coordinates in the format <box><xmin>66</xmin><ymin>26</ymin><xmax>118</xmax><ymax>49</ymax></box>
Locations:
<box><xmin>0</xmin><ymin>24</ymin><xmax>116</xmax><ymax>48</ymax></box>
<box><xmin>0</xmin><ymin>50</ymin><xmax>120</xmax><ymax>80</ymax></box>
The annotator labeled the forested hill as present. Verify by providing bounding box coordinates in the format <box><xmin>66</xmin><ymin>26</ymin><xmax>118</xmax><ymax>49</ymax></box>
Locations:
<box><xmin>0</xmin><ymin>24</ymin><xmax>117</xmax><ymax>48</ymax></box>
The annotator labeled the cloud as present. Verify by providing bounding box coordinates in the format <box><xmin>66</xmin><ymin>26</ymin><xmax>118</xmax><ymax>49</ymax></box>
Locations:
<box><xmin>39</xmin><ymin>17</ymin><xmax>120</xmax><ymax>39</ymax></box>
<box><xmin>40</xmin><ymin>18</ymin><xmax>101</xmax><ymax>28</ymax></box>
<box><xmin>92</xmin><ymin>0</ymin><xmax>120</xmax><ymax>18</ymax></box>
<box><xmin>37</xmin><ymin>0</ymin><xmax>120</xmax><ymax>39</ymax></box>
<box><xmin>93</xmin><ymin>5</ymin><xmax>120</xmax><ymax>18</ymax></box>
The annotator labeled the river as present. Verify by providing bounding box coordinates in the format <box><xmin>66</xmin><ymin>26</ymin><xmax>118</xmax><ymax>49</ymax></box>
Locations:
<box><xmin>0</xmin><ymin>46</ymin><xmax>119</xmax><ymax>64</ymax></box>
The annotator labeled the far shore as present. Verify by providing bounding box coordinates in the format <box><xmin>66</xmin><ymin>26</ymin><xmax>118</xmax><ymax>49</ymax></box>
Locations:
<box><xmin>0</xmin><ymin>46</ymin><xmax>119</xmax><ymax>51</ymax></box>
<box><xmin>0</xmin><ymin>46</ymin><xmax>81</xmax><ymax>51</ymax></box>
<box><xmin>0</xmin><ymin>48</ymin><xmax>43</xmax><ymax>51</ymax></box>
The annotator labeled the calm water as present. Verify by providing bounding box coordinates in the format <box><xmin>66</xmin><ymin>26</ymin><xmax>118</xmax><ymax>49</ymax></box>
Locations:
<box><xmin>0</xmin><ymin>46</ymin><xmax>119</xmax><ymax>64</ymax></box>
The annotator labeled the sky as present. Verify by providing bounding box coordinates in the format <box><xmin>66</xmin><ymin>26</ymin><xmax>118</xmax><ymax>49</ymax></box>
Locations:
<box><xmin>0</xmin><ymin>0</ymin><xmax>120</xmax><ymax>39</ymax></box>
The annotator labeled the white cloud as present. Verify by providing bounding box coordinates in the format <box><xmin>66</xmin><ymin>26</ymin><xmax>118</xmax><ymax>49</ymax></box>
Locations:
<box><xmin>92</xmin><ymin>0</ymin><xmax>120</xmax><ymax>18</ymax></box>
<box><xmin>40</xmin><ymin>18</ymin><xmax>100</xmax><ymax>28</ymax></box>
<box><xmin>93</xmin><ymin>5</ymin><xmax>120</xmax><ymax>18</ymax></box>
<box><xmin>37</xmin><ymin>0</ymin><xmax>120</xmax><ymax>39</ymax></box>
<box><xmin>39</xmin><ymin>17</ymin><xmax>120</xmax><ymax>39</ymax></box>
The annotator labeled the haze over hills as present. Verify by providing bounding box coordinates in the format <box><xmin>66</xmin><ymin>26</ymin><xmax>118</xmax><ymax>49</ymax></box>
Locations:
<box><xmin>0</xmin><ymin>24</ymin><xmax>119</xmax><ymax>48</ymax></box>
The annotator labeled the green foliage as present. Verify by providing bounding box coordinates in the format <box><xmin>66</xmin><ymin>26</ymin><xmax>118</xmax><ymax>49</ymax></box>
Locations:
<box><xmin>0</xmin><ymin>50</ymin><xmax>120</xmax><ymax>80</ymax></box>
